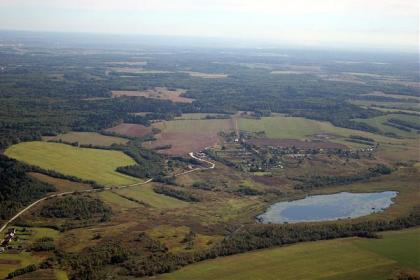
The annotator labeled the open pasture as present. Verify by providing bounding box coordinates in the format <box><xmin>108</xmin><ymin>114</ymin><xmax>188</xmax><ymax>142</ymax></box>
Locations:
<box><xmin>154</xmin><ymin>227</ymin><xmax>420</xmax><ymax>280</ymax></box>
<box><xmin>112</xmin><ymin>87</ymin><xmax>194</xmax><ymax>103</ymax></box>
<box><xmin>5</xmin><ymin>142</ymin><xmax>139</xmax><ymax>186</ymax></box>
<box><xmin>238</xmin><ymin>116</ymin><xmax>400</xmax><ymax>145</ymax></box>
<box><xmin>43</xmin><ymin>132</ymin><xmax>128</xmax><ymax>146</ymax></box>
<box><xmin>105</xmin><ymin>123</ymin><xmax>153</xmax><ymax>138</ymax></box>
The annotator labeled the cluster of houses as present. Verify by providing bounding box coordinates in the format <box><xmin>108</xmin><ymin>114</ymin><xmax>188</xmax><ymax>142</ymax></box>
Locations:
<box><xmin>0</xmin><ymin>228</ymin><xmax>16</xmax><ymax>253</ymax></box>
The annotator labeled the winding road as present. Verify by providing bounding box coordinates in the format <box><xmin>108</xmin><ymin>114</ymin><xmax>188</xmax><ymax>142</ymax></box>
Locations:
<box><xmin>0</xmin><ymin>152</ymin><xmax>214</xmax><ymax>233</ymax></box>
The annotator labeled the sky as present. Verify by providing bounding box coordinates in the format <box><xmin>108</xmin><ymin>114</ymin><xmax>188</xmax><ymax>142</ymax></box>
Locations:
<box><xmin>0</xmin><ymin>0</ymin><xmax>418</xmax><ymax>51</ymax></box>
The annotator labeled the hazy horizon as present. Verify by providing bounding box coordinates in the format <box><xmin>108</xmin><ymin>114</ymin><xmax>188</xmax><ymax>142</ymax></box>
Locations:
<box><xmin>0</xmin><ymin>0</ymin><xmax>418</xmax><ymax>52</ymax></box>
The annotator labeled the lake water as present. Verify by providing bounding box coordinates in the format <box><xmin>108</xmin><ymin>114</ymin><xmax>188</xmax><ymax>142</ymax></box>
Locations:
<box><xmin>258</xmin><ymin>191</ymin><xmax>397</xmax><ymax>224</ymax></box>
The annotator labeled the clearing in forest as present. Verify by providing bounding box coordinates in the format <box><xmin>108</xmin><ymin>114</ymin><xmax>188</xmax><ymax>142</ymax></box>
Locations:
<box><xmin>181</xmin><ymin>71</ymin><xmax>228</xmax><ymax>79</ymax></box>
<box><xmin>112</xmin><ymin>87</ymin><xmax>194</xmax><ymax>103</ymax></box>
<box><xmin>105</xmin><ymin>123</ymin><xmax>153</xmax><ymax>138</ymax></box>
<box><xmin>5</xmin><ymin>141</ymin><xmax>139</xmax><ymax>186</ymax></box>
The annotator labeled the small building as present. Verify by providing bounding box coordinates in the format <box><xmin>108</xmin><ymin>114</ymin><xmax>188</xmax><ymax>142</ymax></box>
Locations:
<box><xmin>1</xmin><ymin>228</ymin><xmax>16</xmax><ymax>248</ymax></box>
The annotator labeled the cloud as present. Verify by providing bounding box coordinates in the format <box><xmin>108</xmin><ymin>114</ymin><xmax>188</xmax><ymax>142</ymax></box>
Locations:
<box><xmin>0</xmin><ymin>0</ymin><xmax>417</xmax><ymax>51</ymax></box>
<box><xmin>1</xmin><ymin>0</ymin><xmax>418</xmax><ymax>16</ymax></box>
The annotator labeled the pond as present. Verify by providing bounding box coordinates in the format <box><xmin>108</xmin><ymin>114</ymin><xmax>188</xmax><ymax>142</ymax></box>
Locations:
<box><xmin>257</xmin><ymin>191</ymin><xmax>397</xmax><ymax>224</ymax></box>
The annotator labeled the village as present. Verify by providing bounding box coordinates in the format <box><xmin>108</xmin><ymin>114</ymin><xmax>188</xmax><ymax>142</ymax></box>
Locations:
<box><xmin>207</xmin><ymin>130</ymin><xmax>378</xmax><ymax>173</ymax></box>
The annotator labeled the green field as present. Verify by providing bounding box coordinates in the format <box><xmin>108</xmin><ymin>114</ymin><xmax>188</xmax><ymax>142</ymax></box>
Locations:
<box><xmin>43</xmin><ymin>131</ymin><xmax>129</xmax><ymax>146</ymax></box>
<box><xmin>114</xmin><ymin>185</ymin><xmax>189</xmax><ymax>209</ymax></box>
<box><xmin>0</xmin><ymin>227</ymin><xmax>61</xmax><ymax>279</ymax></box>
<box><xmin>5</xmin><ymin>141</ymin><xmax>139</xmax><ymax>186</ymax></box>
<box><xmin>153</xmin><ymin>118</ymin><xmax>232</xmax><ymax>134</ymax></box>
<box><xmin>0</xmin><ymin>252</ymin><xmax>41</xmax><ymax>279</ymax></box>
<box><xmin>238</xmin><ymin>116</ymin><xmax>395</xmax><ymax>143</ymax></box>
<box><xmin>355</xmin><ymin>114</ymin><xmax>420</xmax><ymax>138</ymax></box>
<box><xmin>155</xmin><ymin>227</ymin><xmax>420</xmax><ymax>280</ymax></box>
<box><xmin>239</xmin><ymin>116</ymin><xmax>319</xmax><ymax>138</ymax></box>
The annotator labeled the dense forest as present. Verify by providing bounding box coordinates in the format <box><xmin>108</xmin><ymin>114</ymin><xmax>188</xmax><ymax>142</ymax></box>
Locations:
<box><xmin>3</xmin><ymin>45</ymin><xmax>418</xmax><ymax>150</ymax></box>
<box><xmin>40</xmin><ymin>195</ymin><xmax>112</xmax><ymax>221</ymax></box>
<box><xmin>0</xmin><ymin>156</ymin><xmax>56</xmax><ymax>220</ymax></box>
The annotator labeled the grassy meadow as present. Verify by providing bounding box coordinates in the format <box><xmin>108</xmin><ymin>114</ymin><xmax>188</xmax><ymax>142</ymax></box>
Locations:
<box><xmin>114</xmin><ymin>185</ymin><xmax>189</xmax><ymax>209</ymax></box>
<box><xmin>154</xmin><ymin>227</ymin><xmax>420</xmax><ymax>280</ymax></box>
<box><xmin>238</xmin><ymin>116</ymin><xmax>399</xmax><ymax>144</ymax></box>
<box><xmin>43</xmin><ymin>131</ymin><xmax>129</xmax><ymax>146</ymax></box>
<box><xmin>354</xmin><ymin>114</ymin><xmax>420</xmax><ymax>138</ymax></box>
<box><xmin>5</xmin><ymin>141</ymin><xmax>139</xmax><ymax>186</ymax></box>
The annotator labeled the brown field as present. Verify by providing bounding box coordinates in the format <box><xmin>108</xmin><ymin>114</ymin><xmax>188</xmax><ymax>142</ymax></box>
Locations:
<box><xmin>247</xmin><ymin>138</ymin><xmax>348</xmax><ymax>150</ymax></box>
<box><xmin>0</xmin><ymin>260</ymin><xmax>20</xmax><ymax>265</ymax></box>
<box><xmin>111</xmin><ymin>87</ymin><xmax>194</xmax><ymax>103</ymax></box>
<box><xmin>145</xmin><ymin>132</ymin><xmax>220</xmax><ymax>155</ymax></box>
<box><xmin>105</xmin><ymin>123</ymin><xmax>153</xmax><ymax>138</ymax></box>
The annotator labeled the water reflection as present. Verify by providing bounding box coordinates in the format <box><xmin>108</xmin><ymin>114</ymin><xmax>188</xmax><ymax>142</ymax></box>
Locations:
<box><xmin>258</xmin><ymin>191</ymin><xmax>397</xmax><ymax>224</ymax></box>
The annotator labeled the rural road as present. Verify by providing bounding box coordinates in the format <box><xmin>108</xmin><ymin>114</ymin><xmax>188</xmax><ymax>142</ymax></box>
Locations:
<box><xmin>0</xmin><ymin>152</ymin><xmax>214</xmax><ymax>233</ymax></box>
<box><xmin>175</xmin><ymin>152</ymin><xmax>215</xmax><ymax>177</ymax></box>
